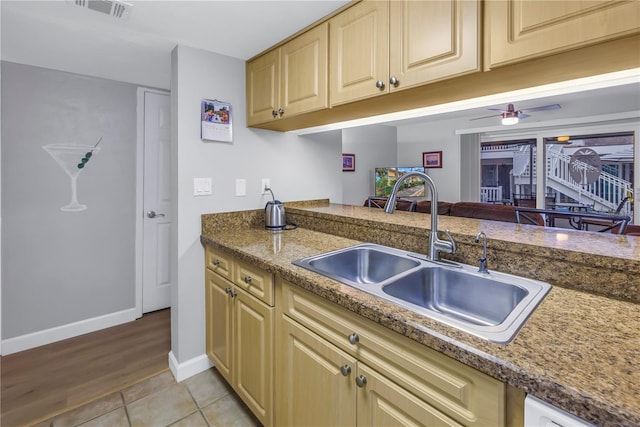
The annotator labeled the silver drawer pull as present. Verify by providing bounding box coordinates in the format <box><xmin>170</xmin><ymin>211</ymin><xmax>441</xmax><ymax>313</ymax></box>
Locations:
<box><xmin>243</xmin><ymin>276</ymin><xmax>252</xmax><ymax>284</ymax></box>
<box><xmin>340</xmin><ymin>365</ymin><xmax>352</xmax><ymax>376</ymax></box>
<box><xmin>355</xmin><ymin>375</ymin><xmax>367</xmax><ymax>388</ymax></box>
<box><xmin>213</xmin><ymin>259</ymin><xmax>220</xmax><ymax>266</ymax></box>
<box><xmin>348</xmin><ymin>333</ymin><xmax>359</xmax><ymax>345</ymax></box>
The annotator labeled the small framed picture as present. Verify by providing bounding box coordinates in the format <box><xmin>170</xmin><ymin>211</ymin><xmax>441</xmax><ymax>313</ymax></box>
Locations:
<box><xmin>423</xmin><ymin>151</ymin><xmax>442</xmax><ymax>168</ymax></box>
<box><xmin>342</xmin><ymin>153</ymin><xmax>355</xmax><ymax>172</ymax></box>
<box><xmin>201</xmin><ymin>99</ymin><xmax>232</xmax><ymax>142</ymax></box>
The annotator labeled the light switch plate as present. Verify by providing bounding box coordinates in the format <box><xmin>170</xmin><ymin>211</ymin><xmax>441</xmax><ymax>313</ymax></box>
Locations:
<box><xmin>235</xmin><ymin>179</ymin><xmax>246</xmax><ymax>196</ymax></box>
<box><xmin>193</xmin><ymin>177</ymin><xmax>212</xmax><ymax>196</ymax></box>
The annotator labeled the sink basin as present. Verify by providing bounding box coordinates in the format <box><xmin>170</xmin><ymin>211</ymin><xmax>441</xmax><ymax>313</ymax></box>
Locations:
<box><xmin>293</xmin><ymin>244</ymin><xmax>420</xmax><ymax>286</ymax></box>
<box><xmin>293</xmin><ymin>243</ymin><xmax>551</xmax><ymax>344</ymax></box>
<box><xmin>383</xmin><ymin>267</ymin><xmax>529</xmax><ymax>327</ymax></box>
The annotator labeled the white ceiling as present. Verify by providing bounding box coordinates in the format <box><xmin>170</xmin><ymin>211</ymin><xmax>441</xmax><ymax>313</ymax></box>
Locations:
<box><xmin>1</xmin><ymin>0</ymin><xmax>349</xmax><ymax>60</ymax></box>
<box><xmin>1</xmin><ymin>0</ymin><xmax>639</xmax><ymax>130</ymax></box>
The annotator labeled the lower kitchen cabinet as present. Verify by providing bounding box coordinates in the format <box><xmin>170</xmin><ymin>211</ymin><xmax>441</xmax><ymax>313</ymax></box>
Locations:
<box><xmin>205</xmin><ymin>250</ymin><xmax>274</xmax><ymax>427</ymax></box>
<box><xmin>277</xmin><ymin>279</ymin><xmax>506</xmax><ymax>427</ymax></box>
<box><xmin>278</xmin><ymin>315</ymin><xmax>357</xmax><ymax>426</ymax></box>
<box><xmin>279</xmin><ymin>314</ymin><xmax>462</xmax><ymax>426</ymax></box>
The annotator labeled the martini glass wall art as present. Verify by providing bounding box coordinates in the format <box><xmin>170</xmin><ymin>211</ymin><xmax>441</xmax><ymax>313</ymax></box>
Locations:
<box><xmin>43</xmin><ymin>143</ymin><xmax>101</xmax><ymax>212</ymax></box>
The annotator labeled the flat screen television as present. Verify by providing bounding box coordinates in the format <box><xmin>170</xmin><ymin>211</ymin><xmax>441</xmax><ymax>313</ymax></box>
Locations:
<box><xmin>374</xmin><ymin>166</ymin><xmax>426</xmax><ymax>198</ymax></box>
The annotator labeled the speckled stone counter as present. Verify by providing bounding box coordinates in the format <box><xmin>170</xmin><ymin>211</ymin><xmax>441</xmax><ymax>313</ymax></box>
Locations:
<box><xmin>201</xmin><ymin>203</ymin><xmax>640</xmax><ymax>427</ymax></box>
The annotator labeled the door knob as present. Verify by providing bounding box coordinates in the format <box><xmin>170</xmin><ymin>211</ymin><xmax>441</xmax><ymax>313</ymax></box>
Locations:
<box><xmin>147</xmin><ymin>211</ymin><xmax>165</xmax><ymax>218</ymax></box>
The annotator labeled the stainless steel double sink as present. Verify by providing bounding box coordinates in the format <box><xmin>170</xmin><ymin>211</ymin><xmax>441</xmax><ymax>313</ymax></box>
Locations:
<box><xmin>293</xmin><ymin>243</ymin><xmax>551</xmax><ymax>344</ymax></box>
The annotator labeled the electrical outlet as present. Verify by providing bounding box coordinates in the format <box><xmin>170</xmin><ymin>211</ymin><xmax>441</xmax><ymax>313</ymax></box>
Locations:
<box><xmin>261</xmin><ymin>178</ymin><xmax>270</xmax><ymax>194</ymax></box>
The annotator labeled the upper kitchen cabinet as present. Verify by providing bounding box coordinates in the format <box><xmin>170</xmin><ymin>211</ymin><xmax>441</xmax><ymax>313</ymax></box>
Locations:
<box><xmin>329</xmin><ymin>1</ymin><xmax>389</xmax><ymax>106</ymax></box>
<box><xmin>246</xmin><ymin>23</ymin><xmax>328</xmax><ymax>126</ymax></box>
<box><xmin>486</xmin><ymin>0</ymin><xmax>640</xmax><ymax>69</ymax></box>
<box><xmin>330</xmin><ymin>0</ymin><xmax>480</xmax><ymax>106</ymax></box>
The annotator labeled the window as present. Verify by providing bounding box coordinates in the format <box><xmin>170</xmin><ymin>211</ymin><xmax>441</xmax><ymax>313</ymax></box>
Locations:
<box><xmin>544</xmin><ymin>132</ymin><xmax>634</xmax><ymax>217</ymax></box>
<box><xmin>479</xmin><ymin>132</ymin><xmax>635</xmax><ymax>227</ymax></box>
<box><xmin>480</xmin><ymin>140</ymin><xmax>538</xmax><ymax>204</ymax></box>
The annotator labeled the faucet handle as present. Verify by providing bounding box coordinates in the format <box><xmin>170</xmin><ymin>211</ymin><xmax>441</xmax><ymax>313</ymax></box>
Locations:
<box><xmin>443</xmin><ymin>229</ymin><xmax>456</xmax><ymax>253</ymax></box>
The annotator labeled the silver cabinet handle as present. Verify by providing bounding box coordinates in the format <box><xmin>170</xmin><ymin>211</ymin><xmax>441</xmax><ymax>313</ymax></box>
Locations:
<box><xmin>213</xmin><ymin>259</ymin><xmax>220</xmax><ymax>266</ymax></box>
<box><xmin>147</xmin><ymin>211</ymin><xmax>165</xmax><ymax>218</ymax></box>
<box><xmin>340</xmin><ymin>365</ymin><xmax>352</xmax><ymax>376</ymax></box>
<box><xmin>375</xmin><ymin>80</ymin><xmax>385</xmax><ymax>90</ymax></box>
<box><xmin>243</xmin><ymin>276</ymin><xmax>252</xmax><ymax>284</ymax></box>
<box><xmin>348</xmin><ymin>333</ymin><xmax>360</xmax><ymax>345</ymax></box>
<box><xmin>355</xmin><ymin>375</ymin><xmax>367</xmax><ymax>388</ymax></box>
<box><xmin>272</xmin><ymin>110</ymin><xmax>278</xmax><ymax>118</ymax></box>
<box><xmin>277</xmin><ymin>108</ymin><xmax>285</xmax><ymax>117</ymax></box>
<box><xmin>225</xmin><ymin>287</ymin><xmax>232</xmax><ymax>295</ymax></box>
<box><xmin>389</xmin><ymin>76</ymin><xmax>399</xmax><ymax>87</ymax></box>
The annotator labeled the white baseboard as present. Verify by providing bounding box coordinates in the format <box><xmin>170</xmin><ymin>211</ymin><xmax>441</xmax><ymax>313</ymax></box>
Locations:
<box><xmin>168</xmin><ymin>351</ymin><xmax>213</xmax><ymax>382</ymax></box>
<box><xmin>1</xmin><ymin>308</ymin><xmax>139</xmax><ymax>355</ymax></box>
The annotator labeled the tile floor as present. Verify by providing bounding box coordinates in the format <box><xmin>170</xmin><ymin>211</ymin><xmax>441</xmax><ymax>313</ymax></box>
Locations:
<box><xmin>33</xmin><ymin>369</ymin><xmax>260</xmax><ymax>427</ymax></box>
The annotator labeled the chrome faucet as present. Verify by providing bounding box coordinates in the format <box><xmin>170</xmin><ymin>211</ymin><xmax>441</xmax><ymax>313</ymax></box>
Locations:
<box><xmin>385</xmin><ymin>171</ymin><xmax>455</xmax><ymax>261</ymax></box>
<box><xmin>474</xmin><ymin>231</ymin><xmax>489</xmax><ymax>274</ymax></box>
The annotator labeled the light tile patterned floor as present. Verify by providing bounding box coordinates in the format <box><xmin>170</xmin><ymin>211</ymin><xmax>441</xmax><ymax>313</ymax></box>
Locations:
<box><xmin>34</xmin><ymin>369</ymin><xmax>260</xmax><ymax>427</ymax></box>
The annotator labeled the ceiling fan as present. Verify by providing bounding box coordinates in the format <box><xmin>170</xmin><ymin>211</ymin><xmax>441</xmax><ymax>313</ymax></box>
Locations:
<box><xmin>470</xmin><ymin>103</ymin><xmax>561</xmax><ymax>125</ymax></box>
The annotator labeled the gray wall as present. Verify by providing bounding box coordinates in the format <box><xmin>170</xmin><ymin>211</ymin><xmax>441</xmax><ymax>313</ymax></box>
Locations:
<box><xmin>397</xmin><ymin>118</ymin><xmax>462</xmax><ymax>202</ymax></box>
<box><xmin>341</xmin><ymin>126</ymin><xmax>397</xmax><ymax>206</ymax></box>
<box><xmin>170</xmin><ymin>45</ymin><xmax>342</xmax><ymax>367</ymax></box>
<box><xmin>1</xmin><ymin>62</ymin><xmax>137</xmax><ymax>339</ymax></box>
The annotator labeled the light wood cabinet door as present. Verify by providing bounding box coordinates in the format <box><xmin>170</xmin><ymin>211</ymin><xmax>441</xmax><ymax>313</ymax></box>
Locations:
<box><xmin>234</xmin><ymin>287</ymin><xmax>274</xmax><ymax>427</ymax></box>
<box><xmin>389</xmin><ymin>0</ymin><xmax>480</xmax><ymax>91</ymax></box>
<box><xmin>330</xmin><ymin>0</ymin><xmax>389</xmax><ymax>106</ymax></box>
<box><xmin>234</xmin><ymin>258</ymin><xmax>275</xmax><ymax>306</ymax></box>
<box><xmin>356</xmin><ymin>363</ymin><xmax>462</xmax><ymax>427</ymax></box>
<box><xmin>280</xmin><ymin>280</ymin><xmax>505</xmax><ymax>426</ymax></box>
<box><xmin>205</xmin><ymin>246</ymin><xmax>233</xmax><ymax>281</ymax></box>
<box><xmin>205</xmin><ymin>270</ymin><xmax>233</xmax><ymax>383</ymax></box>
<box><xmin>280</xmin><ymin>22</ymin><xmax>328</xmax><ymax>117</ymax></box>
<box><xmin>246</xmin><ymin>48</ymin><xmax>280</xmax><ymax>126</ymax></box>
<box><xmin>277</xmin><ymin>315</ymin><xmax>357</xmax><ymax>427</ymax></box>
<box><xmin>486</xmin><ymin>0</ymin><xmax>640</xmax><ymax>68</ymax></box>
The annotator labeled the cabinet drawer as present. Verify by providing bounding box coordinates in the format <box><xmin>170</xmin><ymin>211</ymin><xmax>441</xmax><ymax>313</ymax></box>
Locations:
<box><xmin>234</xmin><ymin>258</ymin><xmax>274</xmax><ymax>306</ymax></box>
<box><xmin>205</xmin><ymin>246</ymin><xmax>233</xmax><ymax>281</ymax></box>
<box><xmin>280</xmin><ymin>280</ymin><xmax>505</xmax><ymax>427</ymax></box>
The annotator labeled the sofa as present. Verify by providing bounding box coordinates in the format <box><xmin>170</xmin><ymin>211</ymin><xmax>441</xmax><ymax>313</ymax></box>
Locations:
<box><xmin>365</xmin><ymin>198</ymin><xmax>545</xmax><ymax>226</ymax></box>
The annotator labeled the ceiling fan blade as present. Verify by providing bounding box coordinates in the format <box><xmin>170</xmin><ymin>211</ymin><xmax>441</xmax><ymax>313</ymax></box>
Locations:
<box><xmin>516</xmin><ymin>112</ymin><xmax>531</xmax><ymax>119</ymax></box>
<box><xmin>521</xmin><ymin>104</ymin><xmax>561</xmax><ymax>112</ymax></box>
<box><xmin>470</xmin><ymin>114</ymin><xmax>501</xmax><ymax>121</ymax></box>
<box><xmin>487</xmin><ymin>108</ymin><xmax>505</xmax><ymax>112</ymax></box>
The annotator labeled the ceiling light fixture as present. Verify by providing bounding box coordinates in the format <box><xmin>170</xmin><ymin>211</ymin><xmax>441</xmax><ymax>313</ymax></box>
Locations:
<box><xmin>557</xmin><ymin>136</ymin><xmax>571</xmax><ymax>142</ymax></box>
<box><xmin>501</xmin><ymin>114</ymin><xmax>519</xmax><ymax>125</ymax></box>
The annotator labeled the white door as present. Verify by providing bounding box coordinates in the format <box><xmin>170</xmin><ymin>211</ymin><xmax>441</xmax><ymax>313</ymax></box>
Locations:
<box><xmin>142</xmin><ymin>91</ymin><xmax>172</xmax><ymax>312</ymax></box>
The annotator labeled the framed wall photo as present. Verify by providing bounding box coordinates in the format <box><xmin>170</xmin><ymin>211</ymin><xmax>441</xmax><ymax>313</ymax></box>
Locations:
<box><xmin>201</xmin><ymin>99</ymin><xmax>232</xmax><ymax>142</ymax></box>
<box><xmin>342</xmin><ymin>153</ymin><xmax>355</xmax><ymax>172</ymax></box>
<box><xmin>423</xmin><ymin>151</ymin><xmax>443</xmax><ymax>168</ymax></box>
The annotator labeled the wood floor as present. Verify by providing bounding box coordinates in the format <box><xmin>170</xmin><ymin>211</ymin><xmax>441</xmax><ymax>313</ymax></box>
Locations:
<box><xmin>1</xmin><ymin>309</ymin><xmax>171</xmax><ymax>427</ymax></box>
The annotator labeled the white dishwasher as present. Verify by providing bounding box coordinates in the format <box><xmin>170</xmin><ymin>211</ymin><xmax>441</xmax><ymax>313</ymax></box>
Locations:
<box><xmin>525</xmin><ymin>395</ymin><xmax>595</xmax><ymax>427</ymax></box>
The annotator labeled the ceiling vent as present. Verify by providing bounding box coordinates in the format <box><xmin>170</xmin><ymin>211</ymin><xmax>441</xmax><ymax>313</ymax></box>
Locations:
<box><xmin>70</xmin><ymin>0</ymin><xmax>133</xmax><ymax>20</ymax></box>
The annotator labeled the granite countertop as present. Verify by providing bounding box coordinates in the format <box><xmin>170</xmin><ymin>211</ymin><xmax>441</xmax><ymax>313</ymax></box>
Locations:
<box><xmin>201</xmin><ymin>204</ymin><xmax>640</xmax><ymax>427</ymax></box>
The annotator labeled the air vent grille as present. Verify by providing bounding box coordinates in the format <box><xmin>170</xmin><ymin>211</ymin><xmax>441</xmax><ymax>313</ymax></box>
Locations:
<box><xmin>68</xmin><ymin>0</ymin><xmax>133</xmax><ymax>20</ymax></box>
